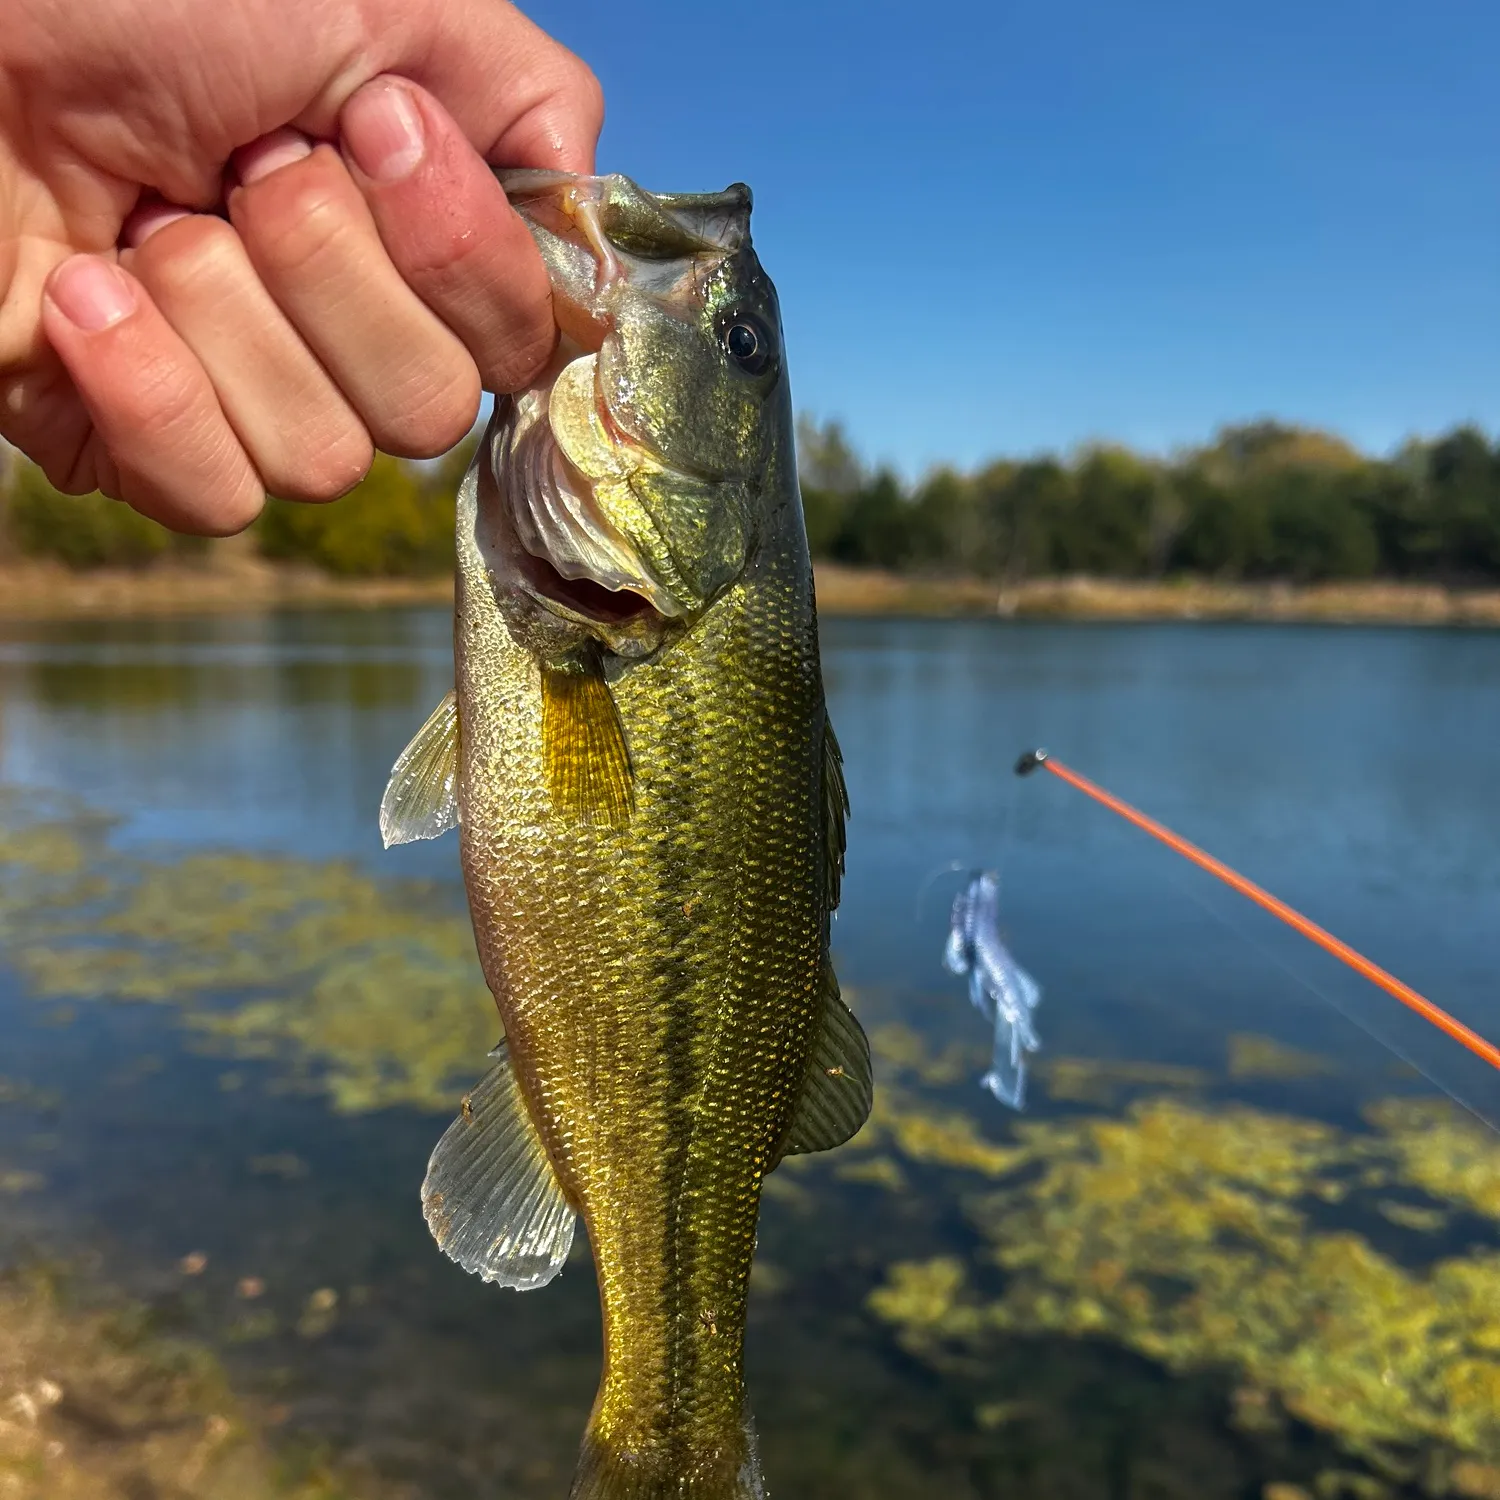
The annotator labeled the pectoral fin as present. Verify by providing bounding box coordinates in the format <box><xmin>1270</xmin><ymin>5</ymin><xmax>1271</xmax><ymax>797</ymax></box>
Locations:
<box><xmin>541</xmin><ymin>661</ymin><xmax>634</xmax><ymax>828</ymax></box>
<box><xmin>775</xmin><ymin>963</ymin><xmax>873</xmax><ymax>1163</ymax></box>
<box><xmin>380</xmin><ymin>691</ymin><xmax>459</xmax><ymax>848</ymax></box>
<box><xmin>421</xmin><ymin>1042</ymin><xmax>576</xmax><ymax>1291</ymax></box>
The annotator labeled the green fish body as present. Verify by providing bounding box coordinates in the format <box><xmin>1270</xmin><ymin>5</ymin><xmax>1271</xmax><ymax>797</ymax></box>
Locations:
<box><xmin>381</xmin><ymin>174</ymin><xmax>870</xmax><ymax>1500</ymax></box>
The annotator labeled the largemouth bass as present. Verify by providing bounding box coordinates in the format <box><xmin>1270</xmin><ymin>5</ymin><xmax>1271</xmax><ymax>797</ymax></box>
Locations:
<box><xmin>380</xmin><ymin>172</ymin><xmax>871</xmax><ymax>1500</ymax></box>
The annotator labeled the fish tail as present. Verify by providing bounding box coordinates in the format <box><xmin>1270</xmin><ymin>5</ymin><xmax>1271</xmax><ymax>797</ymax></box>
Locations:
<box><xmin>569</xmin><ymin>1407</ymin><xmax>765</xmax><ymax>1500</ymax></box>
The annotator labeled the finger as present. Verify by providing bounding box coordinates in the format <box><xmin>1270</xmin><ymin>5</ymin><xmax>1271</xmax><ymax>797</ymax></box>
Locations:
<box><xmin>40</xmin><ymin>254</ymin><xmax>264</xmax><ymax>533</ymax></box>
<box><xmin>340</xmin><ymin>78</ymin><xmax>555</xmax><ymax>394</ymax></box>
<box><xmin>124</xmin><ymin>210</ymin><xmax>374</xmax><ymax>502</ymax></box>
<box><xmin>356</xmin><ymin>0</ymin><xmax>603</xmax><ymax>174</ymax></box>
<box><xmin>228</xmin><ymin>136</ymin><xmax>480</xmax><ymax>458</ymax></box>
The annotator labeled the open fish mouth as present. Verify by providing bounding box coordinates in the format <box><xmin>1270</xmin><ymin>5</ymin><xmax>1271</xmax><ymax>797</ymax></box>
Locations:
<box><xmin>496</xmin><ymin>355</ymin><xmax>689</xmax><ymax>629</ymax></box>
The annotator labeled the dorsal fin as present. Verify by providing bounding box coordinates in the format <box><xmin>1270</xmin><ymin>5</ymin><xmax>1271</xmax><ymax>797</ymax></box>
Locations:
<box><xmin>774</xmin><ymin>962</ymin><xmax>872</xmax><ymax>1164</ymax></box>
<box><xmin>421</xmin><ymin>1043</ymin><xmax>576</xmax><ymax>1291</ymax></box>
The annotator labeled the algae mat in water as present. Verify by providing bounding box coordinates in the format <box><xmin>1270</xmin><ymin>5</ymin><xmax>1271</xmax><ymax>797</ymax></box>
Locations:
<box><xmin>5</xmin><ymin>790</ymin><xmax>1500</xmax><ymax>1498</ymax></box>
<box><xmin>857</xmin><ymin>1031</ymin><xmax>1500</xmax><ymax>1499</ymax></box>
<box><xmin>0</xmin><ymin>788</ymin><xmax>495</xmax><ymax>1115</ymax></box>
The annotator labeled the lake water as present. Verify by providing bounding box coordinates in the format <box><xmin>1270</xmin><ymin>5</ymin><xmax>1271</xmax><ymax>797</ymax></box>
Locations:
<box><xmin>2</xmin><ymin>609</ymin><xmax>1499</xmax><ymax>1500</ymax></box>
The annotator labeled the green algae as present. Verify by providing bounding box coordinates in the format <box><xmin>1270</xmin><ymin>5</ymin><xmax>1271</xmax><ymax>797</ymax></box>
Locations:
<box><xmin>1229</xmin><ymin>1032</ymin><xmax>1340</xmax><ymax>1080</ymax></box>
<box><xmin>0</xmin><ymin>1263</ymin><xmax>384</xmax><ymax>1500</ymax></box>
<box><xmin>0</xmin><ymin>792</ymin><xmax>494</xmax><ymax>1115</ymax></box>
<box><xmin>1364</xmin><ymin>1100</ymin><xmax>1500</xmax><ymax>1222</ymax></box>
<box><xmin>1038</xmin><ymin>1055</ymin><xmax>1214</xmax><ymax>1105</ymax></box>
<box><xmin>859</xmin><ymin>1028</ymin><xmax>1500</xmax><ymax>1495</ymax></box>
<box><xmin>8</xmin><ymin>788</ymin><xmax>1500</xmax><ymax>1494</ymax></box>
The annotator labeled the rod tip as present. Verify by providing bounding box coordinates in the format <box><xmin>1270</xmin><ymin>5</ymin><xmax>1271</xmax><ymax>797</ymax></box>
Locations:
<box><xmin>1015</xmin><ymin>748</ymin><xmax>1049</xmax><ymax>777</ymax></box>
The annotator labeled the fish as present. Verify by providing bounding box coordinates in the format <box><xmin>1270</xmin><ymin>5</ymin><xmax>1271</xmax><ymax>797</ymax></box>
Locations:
<box><xmin>943</xmin><ymin>870</ymin><xmax>1042</xmax><ymax>1109</ymax></box>
<box><xmin>379</xmin><ymin>172</ymin><xmax>871</xmax><ymax>1500</ymax></box>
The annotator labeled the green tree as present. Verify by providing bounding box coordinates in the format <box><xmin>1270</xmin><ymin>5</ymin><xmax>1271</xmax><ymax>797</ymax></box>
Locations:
<box><xmin>910</xmin><ymin>468</ymin><xmax>986</xmax><ymax>571</ymax></box>
<box><xmin>1168</xmin><ymin>469</ymin><xmax>1270</xmax><ymax>577</ymax></box>
<box><xmin>2</xmin><ymin>458</ymin><xmax>194</xmax><ymax>569</ymax></box>
<box><xmin>797</xmin><ymin>415</ymin><xmax>864</xmax><ymax>560</ymax></box>
<box><xmin>1424</xmin><ymin>426</ymin><xmax>1500</xmax><ymax>578</ymax></box>
<box><xmin>1055</xmin><ymin>446</ymin><xmax>1163</xmax><ymax>576</ymax></box>
<box><xmin>1261</xmin><ymin>469</ymin><xmax>1379</xmax><ymax>580</ymax></box>
<box><xmin>831</xmin><ymin>471</ymin><xmax>920</xmax><ymax>570</ymax></box>
<box><xmin>255</xmin><ymin>451</ymin><xmax>456</xmax><ymax>576</ymax></box>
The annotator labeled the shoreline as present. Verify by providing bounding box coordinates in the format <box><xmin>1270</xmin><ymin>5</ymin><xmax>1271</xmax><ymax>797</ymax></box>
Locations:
<box><xmin>2</xmin><ymin>553</ymin><xmax>1500</xmax><ymax>628</ymax></box>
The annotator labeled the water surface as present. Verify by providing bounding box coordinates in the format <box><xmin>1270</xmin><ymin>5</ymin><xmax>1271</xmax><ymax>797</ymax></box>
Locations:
<box><xmin>2</xmin><ymin>609</ymin><xmax>1498</xmax><ymax>1499</ymax></box>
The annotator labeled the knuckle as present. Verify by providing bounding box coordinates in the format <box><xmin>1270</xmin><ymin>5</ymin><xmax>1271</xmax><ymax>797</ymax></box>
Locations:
<box><xmin>265</xmin><ymin>425</ymin><xmax>374</xmax><ymax>503</ymax></box>
<box><xmin>133</xmin><ymin>217</ymin><xmax>244</xmax><ymax>303</ymax></box>
<box><xmin>370</xmin><ymin>367</ymin><xmax>479</xmax><ymax>458</ymax></box>
<box><xmin>570</xmin><ymin>60</ymin><xmax>606</xmax><ymax>140</ymax></box>
<box><xmin>237</xmin><ymin>160</ymin><xmax>364</xmax><ymax>280</ymax></box>
<box><xmin>487</xmin><ymin>311</ymin><xmax>557</xmax><ymax>395</ymax></box>
<box><xmin>195</xmin><ymin>481</ymin><xmax>267</xmax><ymax>537</ymax></box>
<box><xmin>215</xmin><ymin>483</ymin><xmax>269</xmax><ymax>536</ymax></box>
<box><xmin>126</xmin><ymin>349</ymin><xmax>210</xmax><ymax>437</ymax></box>
<box><xmin>119</xmin><ymin>462</ymin><xmax>264</xmax><ymax>537</ymax></box>
<box><xmin>49</xmin><ymin>456</ymin><xmax>99</xmax><ymax>496</ymax></box>
<box><xmin>400</xmin><ymin>209</ymin><xmax>490</xmax><ymax>285</ymax></box>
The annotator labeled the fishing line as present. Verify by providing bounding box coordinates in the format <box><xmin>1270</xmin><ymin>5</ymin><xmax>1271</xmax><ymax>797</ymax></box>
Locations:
<box><xmin>913</xmin><ymin>861</ymin><xmax>973</xmax><ymax>925</ymax></box>
<box><xmin>1015</xmin><ymin>748</ymin><xmax>1500</xmax><ymax>1103</ymax></box>
<box><xmin>1163</xmin><ymin>862</ymin><xmax>1500</xmax><ymax>1133</ymax></box>
<box><xmin>914</xmin><ymin>775</ymin><xmax>1021</xmax><ymax>924</ymax></box>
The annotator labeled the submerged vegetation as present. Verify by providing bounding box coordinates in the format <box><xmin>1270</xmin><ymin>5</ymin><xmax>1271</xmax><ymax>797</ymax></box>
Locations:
<box><xmin>857</xmin><ymin>1034</ymin><xmax>1500</xmax><ymax>1500</ymax></box>
<box><xmin>0</xmin><ymin>789</ymin><xmax>493</xmax><ymax>1114</ymax></box>
<box><xmin>5</xmin><ymin>419</ymin><xmax>1500</xmax><ymax>587</ymax></box>
<box><xmin>0</xmin><ymin>1262</ymin><xmax>376</xmax><ymax>1500</ymax></box>
<box><xmin>5</xmin><ymin>790</ymin><xmax>1500</xmax><ymax>1496</ymax></box>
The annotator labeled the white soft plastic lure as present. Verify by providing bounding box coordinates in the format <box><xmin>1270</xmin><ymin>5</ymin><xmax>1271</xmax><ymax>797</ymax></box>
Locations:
<box><xmin>944</xmin><ymin>870</ymin><xmax>1042</xmax><ymax>1110</ymax></box>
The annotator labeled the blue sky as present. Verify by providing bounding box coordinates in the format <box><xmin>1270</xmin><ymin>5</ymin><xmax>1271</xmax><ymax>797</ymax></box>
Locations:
<box><xmin>522</xmin><ymin>0</ymin><xmax>1498</xmax><ymax>476</ymax></box>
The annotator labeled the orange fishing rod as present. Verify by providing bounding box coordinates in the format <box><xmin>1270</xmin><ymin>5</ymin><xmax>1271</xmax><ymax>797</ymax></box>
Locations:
<box><xmin>1015</xmin><ymin>748</ymin><xmax>1500</xmax><ymax>1074</ymax></box>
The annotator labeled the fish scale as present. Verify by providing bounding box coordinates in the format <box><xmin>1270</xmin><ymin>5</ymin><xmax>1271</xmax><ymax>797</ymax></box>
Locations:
<box><xmin>458</xmin><ymin>512</ymin><xmax>826</xmax><ymax>1488</ymax></box>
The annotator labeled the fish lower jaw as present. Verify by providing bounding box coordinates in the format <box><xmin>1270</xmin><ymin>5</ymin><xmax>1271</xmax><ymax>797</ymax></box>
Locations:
<box><xmin>521</xmin><ymin>549</ymin><xmax>660</xmax><ymax>629</ymax></box>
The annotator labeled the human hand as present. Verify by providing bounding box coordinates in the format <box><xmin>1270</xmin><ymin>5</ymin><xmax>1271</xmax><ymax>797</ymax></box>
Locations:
<box><xmin>0</xmin><ymin>0</ymin><xmax>601</xmax><ymax>533</ymax></box>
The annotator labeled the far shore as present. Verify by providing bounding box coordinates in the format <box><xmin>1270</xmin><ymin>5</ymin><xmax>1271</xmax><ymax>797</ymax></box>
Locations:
<box><xmin>2</xmin><ymin>552</ymin><xmax>1500</xmax><ymax>628</ymax></box>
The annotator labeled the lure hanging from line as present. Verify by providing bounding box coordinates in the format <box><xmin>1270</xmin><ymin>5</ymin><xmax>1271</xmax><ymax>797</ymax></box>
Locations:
<box><xmin>1014</xmin><ymin>748</ymin><xmax>1500</xmax><ymax>1077</ymax></box>
<box><xmin>944</xmin><ymin>870</ymin><xmax>1043</xmax><ymax>1110</ymax></box>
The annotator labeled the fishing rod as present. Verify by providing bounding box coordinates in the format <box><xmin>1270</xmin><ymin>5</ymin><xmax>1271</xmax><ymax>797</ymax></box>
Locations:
<box><xmin>1015</xmin><ymin>748</ymin><xmax>1500</xmax><ymax>1075</ymax></box>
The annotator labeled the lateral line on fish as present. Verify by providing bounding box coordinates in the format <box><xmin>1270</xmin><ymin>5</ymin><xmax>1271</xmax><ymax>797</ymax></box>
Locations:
<box><xmin>1016</xmin><ymin>747</ymin><xmax>1500</xmax><ymax>1075</ymax></box>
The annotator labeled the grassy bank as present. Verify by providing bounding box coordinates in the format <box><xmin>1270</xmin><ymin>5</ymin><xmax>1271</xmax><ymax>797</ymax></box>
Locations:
<box><xmin>4</xmin><ymin>551</ymin><xmax>1500</xmax><ymax>626</ymax></box>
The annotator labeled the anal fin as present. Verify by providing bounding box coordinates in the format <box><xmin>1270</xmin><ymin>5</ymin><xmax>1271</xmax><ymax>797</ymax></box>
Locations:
<box><xmin>775</xmin><ymin>962</ymin><xmax>873</xmax><ymax>1164</ymax></box>
<box><xmin>421</xmin><ymin>1042</ymin><xmax>576</xmax><ymax>1291</ymax></box>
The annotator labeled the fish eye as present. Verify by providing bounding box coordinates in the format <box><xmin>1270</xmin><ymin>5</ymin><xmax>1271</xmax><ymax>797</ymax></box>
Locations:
<box><xmin>720</xmin><ymin>313</ymin><xmax>775</xmax><ymax>376</ymax></box>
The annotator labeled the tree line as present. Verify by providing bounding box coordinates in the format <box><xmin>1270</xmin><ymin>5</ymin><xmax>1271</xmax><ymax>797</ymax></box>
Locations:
<box><xmin>799</xmin><ymin>418</ymin><xmax>1500</xmax><ymax>584</ymax></box>
<box><xmin>2</xmin><ymin>418</ymin><xmax>1499</xmax><ymax>583</ymax></box>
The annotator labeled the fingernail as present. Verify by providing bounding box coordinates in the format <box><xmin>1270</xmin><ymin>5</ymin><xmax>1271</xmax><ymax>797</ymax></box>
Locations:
<box><xmin>48</xmin><ymin>256</ymin><xmax>137</xmax><ymax>331</ymax></box>
<box><xmin>342</xmin><ymin>80</ymin><xmax>426</xmax><ymax>183</ymax></box>
<box><xmin>125</xmin><ymin>202</ymin><xmax>192</xmax><ymax>249</ymax></box>
<box><xmin>235</xmin><ymin>129</ymin><xmax>314</xmax><ymax>186</ymax></box>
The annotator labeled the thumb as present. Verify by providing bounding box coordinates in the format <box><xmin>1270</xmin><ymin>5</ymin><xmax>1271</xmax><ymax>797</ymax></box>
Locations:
<box><xmin>338</xmin><ymin>0</ymin><xmax>602</xmax><ymax>173</ymax></box>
